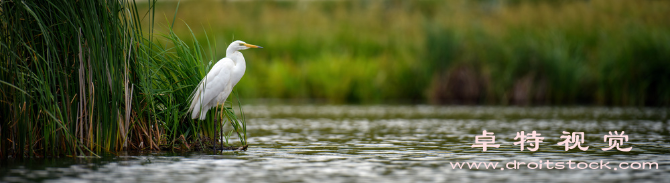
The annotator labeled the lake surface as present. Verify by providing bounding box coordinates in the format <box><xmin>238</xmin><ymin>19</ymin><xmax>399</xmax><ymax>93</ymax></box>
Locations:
<box><xmin>2</xmin><ymin>105</ymin><xmax>669</xmax><ymax>182</ymax></box>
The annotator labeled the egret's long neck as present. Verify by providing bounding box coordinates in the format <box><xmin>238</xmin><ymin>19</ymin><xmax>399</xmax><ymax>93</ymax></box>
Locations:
<box><xmin>227</xmin><ymin>51</ymin><xmax>245</xmax><ymax>66</ymax></box>
<box><xmin>226</xmin><ymin>49</ymin><xmax>246</xmax><ymax>84</ymax></box>
<box><xmin>226</xmin><ymin>47</ymin><xmax>237</xmax><ymax>61</ymax></box>
<box><xmin>226</xmin><ymin>49</ymin><xmax>246</xmax><ymax>73</ymax></box>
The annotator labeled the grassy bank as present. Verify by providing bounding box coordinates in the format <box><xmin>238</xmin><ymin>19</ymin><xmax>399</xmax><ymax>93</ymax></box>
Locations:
<box><xmin>0</xmin><ymin>0</ymin><xmax>246</xmax><ymax>158</ymax></box>
<box><xmin>142</xmin><ymin>0</ymin><xmax>670</xmax><ymax>105</ymax></box>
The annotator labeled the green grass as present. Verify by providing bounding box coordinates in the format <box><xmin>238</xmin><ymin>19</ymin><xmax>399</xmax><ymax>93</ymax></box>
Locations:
<box><xmin>0</xmin><ymin>0</ymin><xmax>247</xmax><ymax>158</ymax></box>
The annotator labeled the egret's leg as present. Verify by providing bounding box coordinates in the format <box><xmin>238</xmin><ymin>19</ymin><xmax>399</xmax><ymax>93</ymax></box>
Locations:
<box><xmin>212</xmin><ymin>115</ymin><xmax>219</xmax><ymax>151</ymax></box>
<box><xmin>220</xmin><ymin>103</ymin><xmax>224</xmax><ymax>150</ymax></box>
<box><xmin>213</xmin><ymin>103</ymin><xmax>222</xmax><ymax>152</ymax></box>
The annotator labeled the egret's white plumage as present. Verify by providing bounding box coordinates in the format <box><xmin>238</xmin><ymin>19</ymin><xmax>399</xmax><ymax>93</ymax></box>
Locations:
<box><xmin>189</xmin><ymin>40</ymin><xmax>262</xmax><ymax>120</ymax></box>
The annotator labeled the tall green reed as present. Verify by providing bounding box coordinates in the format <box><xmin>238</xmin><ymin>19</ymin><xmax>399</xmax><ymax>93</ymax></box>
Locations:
<box><xmin>0</xmin><ymin>0</ymin><xmax>246</xmax><ymax>158</ymax></box>
<box><xmin>1</xmin><ymin>0</ymin><xmax>146</xmax><ymax>157</ymax></box>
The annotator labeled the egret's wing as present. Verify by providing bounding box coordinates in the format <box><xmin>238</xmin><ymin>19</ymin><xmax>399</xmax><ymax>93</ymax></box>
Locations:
<box><xmin>189</xmin><ymin>58</ymin><xmax>234</xmax><ymax>119</ymax></box>
<box><xmin>207</xmin><ymin>78</ymin><xmax>234</xmax><ymax>109</ymax></box>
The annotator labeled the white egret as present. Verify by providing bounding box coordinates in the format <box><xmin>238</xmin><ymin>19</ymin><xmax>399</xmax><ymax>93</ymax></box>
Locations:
<box><xmin>189</xmin><ymin>40</ymin><xmax>262</xmax><ymax>120</ymax></box>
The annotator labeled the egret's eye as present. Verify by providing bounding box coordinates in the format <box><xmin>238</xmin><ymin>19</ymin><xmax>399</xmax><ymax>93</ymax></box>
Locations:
<box><xmin>239</xmin><ymin>43</ymin><xmax>245</xmax><ymax>46</ymax></box>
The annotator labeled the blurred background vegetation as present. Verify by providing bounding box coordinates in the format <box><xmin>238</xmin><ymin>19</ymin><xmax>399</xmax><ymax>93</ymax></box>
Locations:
<box><xmin>141</xmin><ymin>0</ymin><xmax>670</xmax><ymax>106</ymax></box>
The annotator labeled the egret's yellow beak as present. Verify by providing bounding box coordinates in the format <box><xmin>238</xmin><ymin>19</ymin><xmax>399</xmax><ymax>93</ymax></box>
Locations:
<box><xmin>243</xmin><ymin>43</ymin><xmax>263</xmax><ymax>49</ymax></box>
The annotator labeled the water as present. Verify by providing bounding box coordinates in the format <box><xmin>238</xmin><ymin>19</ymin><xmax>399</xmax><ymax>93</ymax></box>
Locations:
<box><xmin>2</xmin><ymin>105</ymin><xmax>669</xmax><ymax>182</ymax></box>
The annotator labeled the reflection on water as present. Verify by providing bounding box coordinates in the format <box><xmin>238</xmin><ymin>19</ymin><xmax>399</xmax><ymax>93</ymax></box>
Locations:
<box><xmin>1</xmin><ymin>105</ymin><xmax>669</xmax><ymax>182</ymax></box>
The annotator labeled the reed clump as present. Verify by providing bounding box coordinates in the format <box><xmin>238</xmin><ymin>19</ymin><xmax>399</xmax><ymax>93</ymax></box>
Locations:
<box><xmin>0</xmin><ymin>0</ymin><xmax>246</xmax><ymax>158</ymax></box>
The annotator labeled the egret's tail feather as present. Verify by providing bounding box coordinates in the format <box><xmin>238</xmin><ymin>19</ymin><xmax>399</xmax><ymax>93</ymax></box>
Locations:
<box><xmin>199</xmin><ymin>108</ymin><xmax>209</xmax><ymax>120</ymax></box>
<box><xmin>191</xmin><ymin>104</ymin><xmax>201</xmax><ymax>119</ymax></box>
<box><xmin>189</xmin><ymin>83</ymin><xmax>204</xmax><ymax>120</ymax></box>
